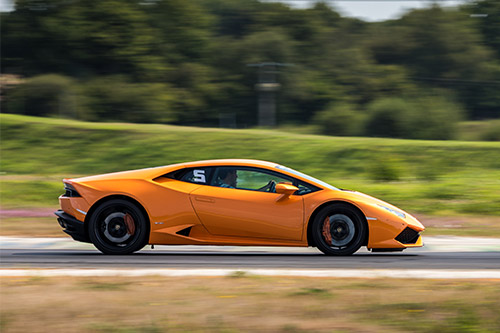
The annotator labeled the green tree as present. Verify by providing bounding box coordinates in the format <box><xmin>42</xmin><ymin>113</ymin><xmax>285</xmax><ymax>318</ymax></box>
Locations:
<box><xmin>369</xmin><ymin>5</ymin><xmax>500</xmax><ymax>119</ymax></box>
<box><xmin>46</xmin><ymin>0</ymin><xmax>162</xmax><ymax>79</ymax></box>
<box><xmin>467</xmin><ymin>0</ymin><xmax>500</xmax><ymax>57</ymax></box>
<box><xmin>1</xmin><ymin>1</ymin><xmax>66</xmax><ymax>75</ymax></box>
<box><xmin>408</xmin><ymin>94</ymin><xmax>464</xmax><ymax>140</ymax></box>
<box><xmin>365</xmin><ymin>98</ymin><xmax>413</xmax><ymax>138</ymax></box>
<box><xmin>365</xmin><ymin>94</ymin><xmax>464</xmax><ymax>140</ymax></box>
<box><xmin>5</xmin><ymin>74</ymin><xmax>77</xmax><ymax>118</ymax></box>
<box><xmin>313</xmin><ymin>102</ymin><xmax>365</xmax><ymax>136</ymax></box>
<box><xmin>80</xmin><ymin>76</ymin><xmax>175</xmax><ymax>123</ymax></box>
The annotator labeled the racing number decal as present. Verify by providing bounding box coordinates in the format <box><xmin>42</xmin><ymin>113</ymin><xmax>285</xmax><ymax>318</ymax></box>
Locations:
<box><xmin>193</xmin><ymin>170</ymin><xmax>206</xmax><ymax>183</ymax></box>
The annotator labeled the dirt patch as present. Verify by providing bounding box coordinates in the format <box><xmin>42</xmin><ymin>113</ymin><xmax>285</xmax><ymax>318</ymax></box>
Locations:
<box><xmin>416</xmin><ymin>215</ymin><xmax>465</xmax><ymax>228</ymax></box>
<box><xmin>0</xmin><ymin>208</ymin><xmax>55</xmax><ymax>218</ymax></box>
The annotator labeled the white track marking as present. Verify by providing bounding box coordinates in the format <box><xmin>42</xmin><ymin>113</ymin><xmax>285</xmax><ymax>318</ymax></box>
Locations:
<box><xmin>1</xmin><ymin>268</ymin><xmax>500</xmax><ymax>279</ymax></box>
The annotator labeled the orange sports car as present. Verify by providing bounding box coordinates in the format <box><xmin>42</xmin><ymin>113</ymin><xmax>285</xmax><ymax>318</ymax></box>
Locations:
<box><xmin>55</xmin><ymin>159</ymin><xmax>424</xmax><ymax>255</ymax></box>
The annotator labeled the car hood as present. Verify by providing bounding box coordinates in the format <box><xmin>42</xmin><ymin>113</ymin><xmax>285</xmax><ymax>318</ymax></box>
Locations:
<box><xmin>337</xmin><ymin>189</ymin><xmax>424</xmax><ymax>230</ymax></box>
<box><xmin>340</xmin><ymin>189</ymin><xmax>402</xmax><ymax>211</ymax></box>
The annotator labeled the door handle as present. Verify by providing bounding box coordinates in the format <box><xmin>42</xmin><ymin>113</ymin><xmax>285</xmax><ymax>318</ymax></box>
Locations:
<box><xmin>194</xmin><ymin>196</ymin><xmax>215</xmax><ymax>203</ymax></box>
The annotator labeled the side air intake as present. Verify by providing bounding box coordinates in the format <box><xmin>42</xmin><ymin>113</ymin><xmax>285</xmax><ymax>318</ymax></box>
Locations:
<box><xmin>176</xmin><ymin>227</ymin><xmax>192</xmax><ymax>237</ymax></box>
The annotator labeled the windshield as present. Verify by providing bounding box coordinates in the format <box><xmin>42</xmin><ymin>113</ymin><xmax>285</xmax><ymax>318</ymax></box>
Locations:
<box><xmin>275</xmin><ymin>165</ymin><xmax>339</xmax><ymax>191</ymax></box>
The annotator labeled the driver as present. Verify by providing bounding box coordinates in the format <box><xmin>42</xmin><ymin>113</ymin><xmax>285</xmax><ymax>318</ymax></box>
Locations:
<box><xmin>219</xmin><ymin>168</ymin><xmax>237</xmax><ymax>188</ymax></box>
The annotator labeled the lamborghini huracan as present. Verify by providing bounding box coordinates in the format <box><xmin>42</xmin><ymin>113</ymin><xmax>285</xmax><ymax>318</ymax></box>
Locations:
<box><xmin>55</xmin><ymin>159</ymin><xmax>424</xmax><ymax>255</ymax></box>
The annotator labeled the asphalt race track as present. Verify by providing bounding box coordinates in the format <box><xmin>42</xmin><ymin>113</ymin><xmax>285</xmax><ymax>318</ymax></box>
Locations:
<box><xmin>2</xmin><ymin>236</ymin><xmax>500</xmax><ymax>277</ymax></box>
<box><xmin>2</xmin><ymin>247</ymin><xmax>500</xmax><ymax>270</ymax></box>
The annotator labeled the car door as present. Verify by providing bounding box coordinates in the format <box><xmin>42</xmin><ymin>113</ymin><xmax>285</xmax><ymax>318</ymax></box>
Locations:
<box><xmin>189</xmin><ymin>166</ymin><xmax>304</xmax><ymax>241</ymax></box>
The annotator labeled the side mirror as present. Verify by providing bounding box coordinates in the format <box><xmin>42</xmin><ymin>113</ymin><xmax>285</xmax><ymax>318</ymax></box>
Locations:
<box><xmin>275</xmin><ymin>183</ymin><xmax>298</xmax><ymax>196</ymax></box>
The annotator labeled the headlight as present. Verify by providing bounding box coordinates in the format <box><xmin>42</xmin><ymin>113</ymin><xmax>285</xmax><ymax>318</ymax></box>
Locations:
<box><xmin>377</xmin><ymin>204</ymin><xmax>406</xmax><ymax>219</ymax></box>
<box><xmin>63</xmin><ymin>182</ymin><xmax>81</xmax><ymax>197</ymax></box>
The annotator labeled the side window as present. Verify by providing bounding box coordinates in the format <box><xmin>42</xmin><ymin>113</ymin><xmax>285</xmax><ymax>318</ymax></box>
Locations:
<box><xmin>178</xmin><ymin>167</ymin><xmax>214</xmax><ymax>185</ymax></box>
<box><xmin>296</xmin><ymin>182</ymin><xmax>318</xmax><ymax>195</ymax></box>
<box><xmin>167</xmin><ymin>166</ymin><xmax>320</xmax><ymax>195</ymax></box>
<box><xmin>236</xmin><ymin>170</ymin><xmax>290</xmax><ymax>191</ymax></box>
<box><xmin>212</xmin><ymin>167</ymin><xmax>293</xmax><ymax>192</ymax></box>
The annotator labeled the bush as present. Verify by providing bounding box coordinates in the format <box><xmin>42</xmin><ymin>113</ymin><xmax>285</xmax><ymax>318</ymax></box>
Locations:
<box><xmin>80</xmin><ymin>77</ymin><xmax>176</xmax><ymax>123</ymax></box>
<box><xmin>480</xmin><ymin>120</ymin><xmax>500</xmax><ymax>141</ymax></box>
<box><xmin>4</xmin><ymin>75</ymin><xmax>77</xmax><ymax>118</ymax></box>
<box><xmin>365</xmin><ymin>95</ymin><xmax>464</xmax><ymax>140</ymax></box>
<box><xmin>368</xmin><ymin>156</ymin><xmax>403</xmax><ymax>181</ymax></box>
<box><xmin>365</xmin><ymin>98</ymin><xmax>413</xmax><ymax>138</ymax></box>
<box><xmin>313</xmin><ymin>102</ymin><xmax>365</xmax><ymax>136</ymax></box>
<box><xmin>408</xmin><ymin>95</ymin><xmax>464</xmax><ymax>140</ymax></box>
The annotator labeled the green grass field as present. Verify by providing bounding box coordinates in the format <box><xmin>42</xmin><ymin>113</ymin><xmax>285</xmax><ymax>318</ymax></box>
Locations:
<box><xmin>1</xmin><ymin>114</ymin><xmax>499</xmax><ymax>221</ymax></box>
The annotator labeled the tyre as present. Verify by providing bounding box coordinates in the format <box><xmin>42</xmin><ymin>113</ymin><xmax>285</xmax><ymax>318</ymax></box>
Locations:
<box><xmin>88</xmin><ymin>199</ymin><xmax>149</xmax><ymax>255</ymax></box>
<box><xmin>312</xmin><ymin>203</ymin><xmax>366</xmax><ymax>256</ymax></box>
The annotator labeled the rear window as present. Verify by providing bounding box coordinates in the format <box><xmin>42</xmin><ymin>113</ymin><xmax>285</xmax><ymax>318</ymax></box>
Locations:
<box><xmin>166</xmin><ymin>167</ymin><xmax>215</xmax><ymax>185</ymax></box>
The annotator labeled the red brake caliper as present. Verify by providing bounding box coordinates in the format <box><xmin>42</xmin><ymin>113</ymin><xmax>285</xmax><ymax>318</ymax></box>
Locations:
<box><xmin>124</xmin><ymin>213</ymin><xmax>136</xmax><ymax>236</ymax></box>
<box><xmin>322</xmin><ymin>217</ymin><xmax>332</xmax><ymax>244</ymax></box>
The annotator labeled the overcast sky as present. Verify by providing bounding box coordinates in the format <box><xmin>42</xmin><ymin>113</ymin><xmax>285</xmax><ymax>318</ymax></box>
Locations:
<box><xmin>1</xmin><ymin>0</ymin><xmax>466</xmax><ymax>21</ymax></box>
<box><xmin>278</xmin><ymin>0</ymin><xmax>466</xmax><ymax>21</ymax></box>
<box><xmin>0</xmin><ymin>0</ymin><xmax>13</xmax><ymax>12</ymax></box>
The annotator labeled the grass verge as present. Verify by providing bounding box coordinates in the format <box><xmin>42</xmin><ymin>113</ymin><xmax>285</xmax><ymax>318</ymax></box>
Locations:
<box><xmin>0</xmin><ymin>217</ymin><xmax>62</xmax><ymax>237</ymax></box>
<box><xmin>1</xmin><ymin>276</ymin><xmax>500</xmax><ymax>332</ymax></box>
<box><xmin>1</xmin><ymin>114</ymin><xmax>500</xmax><ymax>220</ymax></box>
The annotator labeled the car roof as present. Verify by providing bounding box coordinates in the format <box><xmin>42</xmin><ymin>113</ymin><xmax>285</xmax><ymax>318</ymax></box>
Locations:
<box><xmin>181</xmin><ymin>159</ymin><xmax>279</xmax><ymax>169</ymax></box>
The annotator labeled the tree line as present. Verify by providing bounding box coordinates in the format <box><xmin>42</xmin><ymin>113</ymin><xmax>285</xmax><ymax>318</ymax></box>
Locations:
<box><xmin>2</xmin><ymin>0</ymin><xmax>500</xmax><ymax>139</ymax></box>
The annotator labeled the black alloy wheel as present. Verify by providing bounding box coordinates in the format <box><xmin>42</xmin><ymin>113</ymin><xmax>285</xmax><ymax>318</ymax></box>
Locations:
<box><xmin>312</xmin><ymin>203</ymin><xmax>367</xmax><ymax>256</ymax></box>
<box><xmin>88</xmin><ymin>199</ymin><xmax>149</xmax><ymax>255</ymax></box>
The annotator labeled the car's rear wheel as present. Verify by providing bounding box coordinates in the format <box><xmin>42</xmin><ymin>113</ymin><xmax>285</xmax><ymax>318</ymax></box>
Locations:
<box><xmin>88</xmin><ymin>199</ymin><xmax>149</xmax><ymax>255</ymax></box>
<box><xmin>312</xmin><ymin>203</ymin><xmax>366</xmax><ymax>256</ymax></box>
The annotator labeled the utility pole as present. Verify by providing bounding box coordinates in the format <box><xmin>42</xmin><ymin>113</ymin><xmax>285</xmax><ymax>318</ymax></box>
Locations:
<box><xmin>247</xmin><ymin>62</ymin><xmax>290</xmax><ymax>127</ymax></box>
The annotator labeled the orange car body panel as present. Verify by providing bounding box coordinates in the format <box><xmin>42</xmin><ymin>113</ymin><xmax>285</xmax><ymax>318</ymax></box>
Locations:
<box><xmin>59</xmin><ymin>159</ymin><xmax>424</xmax><ymax>249</ymax></box>
<box><xmin>190</xmin><ymin>185</ymin><xmax>304</xmax><ymax>241</ymax></box>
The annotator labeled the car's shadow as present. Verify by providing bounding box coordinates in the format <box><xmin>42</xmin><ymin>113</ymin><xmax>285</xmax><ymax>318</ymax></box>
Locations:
<box><xmin>12</xmin><ymin>249</ymin><xmax>419</xmax><ymax>257</ymax></box>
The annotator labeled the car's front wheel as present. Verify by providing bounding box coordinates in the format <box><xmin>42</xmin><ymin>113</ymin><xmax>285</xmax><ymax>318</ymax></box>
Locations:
<box><xmin>88</xmin><ymin>199</ymin><xmax>149</xmax><ymax>255</ymax></box>
<box><xmin>312</xmin><ymin>203</ymin><xmax>366</xmax><ymax>256</ymax></box>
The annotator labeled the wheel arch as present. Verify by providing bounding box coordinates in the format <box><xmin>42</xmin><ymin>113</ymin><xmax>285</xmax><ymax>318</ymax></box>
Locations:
<box><xmin>306</xmin><ymin>200</ymin><xmax>369</xmax><ymax>247</ymax></box>
<box><xmin>84</xmin><ymin>194</ymin><xmax>151</xmax><ymax>241</ymax></box>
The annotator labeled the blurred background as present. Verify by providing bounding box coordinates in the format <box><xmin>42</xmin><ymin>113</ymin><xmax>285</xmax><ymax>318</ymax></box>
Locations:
<box><xmin>1</xmin><ymin>0</ymin><xmax>500</xmax><ymax>140</ymax></box>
